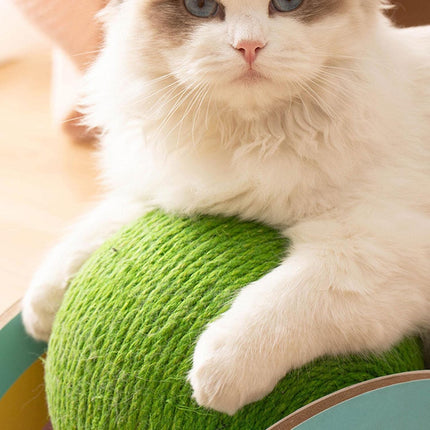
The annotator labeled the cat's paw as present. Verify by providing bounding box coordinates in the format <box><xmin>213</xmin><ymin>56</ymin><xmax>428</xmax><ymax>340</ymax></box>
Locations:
<box><xmin>22</xmin><ymin>293</ymin><xmax>56</xmax><ymax>342</ymax></box>
<box><xmin>22</xmin><ymin>262</ymin><xmax>70</xmax><ymax>342</ymax></box>
<box><xmin>188</xmin><ymin>317</ymin><xmax>280</xmax><ymax>415</ymax></box>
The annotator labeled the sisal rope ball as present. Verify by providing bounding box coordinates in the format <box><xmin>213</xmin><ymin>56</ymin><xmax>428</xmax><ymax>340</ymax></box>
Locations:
<box><xmin>45</xmin><ymin>211</ymin><xmax>424</xmax><ymax>429</ymax></box>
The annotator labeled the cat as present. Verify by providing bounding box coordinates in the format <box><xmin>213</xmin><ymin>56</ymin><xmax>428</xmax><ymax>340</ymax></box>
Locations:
<box><xmin>22</xmin><ymin>0</ymin><xmax>430</xmax><ymax>415</ymax></box>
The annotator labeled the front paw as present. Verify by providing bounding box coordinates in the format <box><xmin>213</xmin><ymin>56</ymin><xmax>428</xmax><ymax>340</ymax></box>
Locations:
<box><xmin>22</xmin><ymin>291</ymin><xmax>56</xmax><ymax>342</ymax></box>
<box><xmin>22</xmin><ymin>263</ymin><xmax>70</xmax><ymax>342</ymax></box>
<box><xmin>188</xmin><ymin>318</ymin><xmax>281</xmax><ymax>415</ymax></box>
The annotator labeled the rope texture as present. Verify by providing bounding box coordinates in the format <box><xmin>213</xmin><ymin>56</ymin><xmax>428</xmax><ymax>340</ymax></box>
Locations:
<box><xmin>45</xmin><ymin>211</ymin><xmax>424</xmax><ymax>429</ymax></box>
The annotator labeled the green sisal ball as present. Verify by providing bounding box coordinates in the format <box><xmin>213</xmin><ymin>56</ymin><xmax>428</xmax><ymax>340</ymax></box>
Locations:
<box><xmin>45</xmin><ymin>211</ymin><xmax>424</xmax><ymax>429</ymax></box>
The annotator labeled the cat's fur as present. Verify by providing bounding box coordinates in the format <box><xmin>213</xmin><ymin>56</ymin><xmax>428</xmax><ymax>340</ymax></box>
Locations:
<box><xmin>23</xmin><ymin>0</ymin><xmax>430</xmax><ymax>414</ymax></box>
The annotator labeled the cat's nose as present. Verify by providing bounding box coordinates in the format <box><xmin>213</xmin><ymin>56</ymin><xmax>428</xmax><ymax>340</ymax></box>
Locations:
<box><xmin>234</xmin><ymin>40</ymin><xmax>266</xmax><ymax>66</ymax></box>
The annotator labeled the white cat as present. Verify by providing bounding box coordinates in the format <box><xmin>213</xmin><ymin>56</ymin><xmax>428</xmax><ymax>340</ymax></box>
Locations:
<box><xmin>22</xmin><ymin>0</ymin><xmax>430</xmax><ymax>415</ymax></box>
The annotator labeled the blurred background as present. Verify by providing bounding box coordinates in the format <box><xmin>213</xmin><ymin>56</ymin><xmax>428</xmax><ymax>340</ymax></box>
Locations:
<box><xmin>0</xmin><ymin>0</ymin><xmax>429</xmax><ymax>317</ymax></box>
<box><xmin>0</xmin><ymin>0</ymin><xmax>102</xmax><ymax>316</ymax></box>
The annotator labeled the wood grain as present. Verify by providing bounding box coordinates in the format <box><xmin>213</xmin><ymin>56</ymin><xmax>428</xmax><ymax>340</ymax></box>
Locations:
<box><xmin>0</xmin><ymin>52</ymin><xmax>99</xmax><ymax>316</ymax></box>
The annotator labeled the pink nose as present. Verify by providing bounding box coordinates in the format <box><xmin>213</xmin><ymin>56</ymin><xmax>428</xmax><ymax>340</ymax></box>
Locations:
<box><xmin>235</xmin><ymin>40</ymin><xmax>266</xmax><ymax>66</ymax></box>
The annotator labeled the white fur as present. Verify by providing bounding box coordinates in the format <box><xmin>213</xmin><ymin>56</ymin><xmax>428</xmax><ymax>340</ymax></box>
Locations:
<box><xmin>23</xmin><ymin>0</ymin><xmax>430</xmax><ymax>415</ymax></box>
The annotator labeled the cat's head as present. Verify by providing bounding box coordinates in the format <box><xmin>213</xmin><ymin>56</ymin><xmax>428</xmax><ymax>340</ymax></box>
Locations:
<box><xmin>90</xmin><ymin>0</ymin><xmax>390</xmax><ymax>122</ymax></box>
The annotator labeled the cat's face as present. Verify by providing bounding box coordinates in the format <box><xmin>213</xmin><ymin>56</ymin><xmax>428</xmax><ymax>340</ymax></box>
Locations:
<box><xmin>102</xmin><ymin>0</ymin><xmax>382</xmax><ymax>116</ymax></box>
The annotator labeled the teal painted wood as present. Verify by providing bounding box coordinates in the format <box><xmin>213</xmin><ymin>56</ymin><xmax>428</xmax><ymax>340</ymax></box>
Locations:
<box><xmin>293</xmin><ymin>380</ymin><xmax>430</xmax><ymax>430</ymax></box>
<box><xmin>0</xmin><ymin>313</ymin><xmax>47</xmax><ymax>398</ymax></box>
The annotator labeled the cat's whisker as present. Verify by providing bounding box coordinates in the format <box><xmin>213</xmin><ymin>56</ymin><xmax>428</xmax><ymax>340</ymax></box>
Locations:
<box><xmin>176</xmin><ymin>86</ymin><xmax>203</xmax><ymax>145</ymax></box>
<box><xmin>125</xmin><ymin>77</ymin><xmax>197</xmax><ymax>118</ymax></box>
<box><xmin>125</xmin><ymin>77</ymin><xmax>181</xmax><ymax>108</ymax></box>
<box><xmin>153</xmin><ymin>90</ymin><xmax>191</xmax><ymax>136</ymax></box>
<box><xmin>315</xmin><ymin>52</ymin><xmax>394</xmax><ymax>73</ymax></box>
<box><xmin>61</xmin><ymin>115</ymin><xmax>85</xmax><ymax>124</ymax></box>
<box><xmin>315</xmin><ymin>67</ymin><xmax>359</xmax><ymax>82</ymax></box>
<box><xmin>137</xmin><ymin>73</ymin><xmax>177</xmax><ymax>87</ymax></box>
<box><xmin>311</xmin><ymin>65</ymin><xmax>362</xmax><ymax>88</ymax></box>
<box><xmin>152</xmin><ymin>82</ymin><xmax>204</xmax><ymax>143</ymax></box>
<box><xmin>310</xmin><ymin>72</ymin><xmax>366</xmax><ymax>108</ymax></box>
<box><xmin>173</xmin><ymin>82</ymin><xmax>209</xmax><ymax>141</ymax></box>
<box><xmin>293</xmin><ymin>83</ymin><xmax>313</xmax><ymax>125</ymax></box>
<box><xmin>319</xmin><ymin>64</ymin><xmax>363</xmax><ymax>74</ymax></box>
<box><xmin>310</xmin><ymin>71</ymin><xmax>355</xmax><ymax>100</ymax></box>
<box><xmin>308</xmin><ymin>52</ymin><xmax>374</xmax><ymax>61</ymax></box>
<box><xmin>71</xmin><ymin>48</ymin><xmax>104</xmax><ymax>59</ymax></box>
<box><xmin>295</xmin><ymin>80</ymin><xmax>337</xmax><ymax>121</ymax></box>
<box><xmin>146</xmin><ymin>70</ymin><xmax>182</xmax><ymax>83</ymax></box>
<box><xmin>134</xmin><ymin>81</ymin><xmax>181</xmax><ymax>109</ymax></box>
<box><xmin>204</xmin><ymin>86</ymin><xmax>215</xmax><ymax>131</ymax></box>
<box><xmin>189</xmin><ymin>89</ymin><xmax>205</xmax><ymax>143</ymax></box>
<box><xmin>190</xmin><ymin>85</ymin><xmax>210</xmax><ymax>146</ymax></box>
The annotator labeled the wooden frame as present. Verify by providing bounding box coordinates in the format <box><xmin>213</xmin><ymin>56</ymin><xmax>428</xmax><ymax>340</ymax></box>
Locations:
<box><xmin>268</xmin><ymin>371</ymin><xmax>430</xmax><ymax>429</ymax></box>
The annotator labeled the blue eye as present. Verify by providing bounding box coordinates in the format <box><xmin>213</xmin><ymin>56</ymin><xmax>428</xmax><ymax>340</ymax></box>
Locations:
<box><xmin>270</xmin><ymin>0</ymin><xmax>303</xmax><ymax>13</ymax></box>
<box><xmin>184</xmin><ymin>0</ymin><xmax>219</xmax><ymax>18</ymax></box>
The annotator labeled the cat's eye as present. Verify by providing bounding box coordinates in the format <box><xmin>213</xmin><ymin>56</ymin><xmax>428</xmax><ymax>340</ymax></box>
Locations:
<box><xmin>270</xmin><ymin>0</ymin><xmax>304</xmax><ymax>13</ymax></box>
<box><xmin>184</xmin><ymin>0</ymin><xmax>219</xmax><ymax>18</ymax></box>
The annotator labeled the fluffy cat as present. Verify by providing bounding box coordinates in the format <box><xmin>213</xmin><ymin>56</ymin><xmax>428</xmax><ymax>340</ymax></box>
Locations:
<box><xmin>23</xmin><ymin>0</ymin><xmax>430</xmax><ymax>415</ymax></box>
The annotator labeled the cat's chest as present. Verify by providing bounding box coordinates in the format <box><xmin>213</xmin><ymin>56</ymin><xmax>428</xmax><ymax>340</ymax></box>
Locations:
<box><xmin>144</xmin><ymin>145</ymin><xmax>336</xmax><ymax>226</ymax></box>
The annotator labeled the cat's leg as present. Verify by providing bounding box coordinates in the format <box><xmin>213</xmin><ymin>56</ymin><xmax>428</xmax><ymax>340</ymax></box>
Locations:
<box><xmin>22</xmin><ymin>195</ymin><xmax>150</xmax><ymax>341</ymax></box>
<box><xmin>189</xmin><ymin>212</ymin><xmax>430</xmax><ymax>414</ymax></box>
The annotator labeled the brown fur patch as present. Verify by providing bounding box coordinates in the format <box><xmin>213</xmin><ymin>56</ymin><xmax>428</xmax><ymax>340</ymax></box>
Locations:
<box><xmin>144</xmin><ymin>0</ymin><xmax>217</xmax><ymax>46</ymax></box>
<box><xmin>274</xmin><ymin>0</ymin><xmax>345</xmax><ymax>23</ymax></box>
<box><xmin>143</xmin><ymin>0</ymin><xmax>345</xmax><ymax>49</ymax></box>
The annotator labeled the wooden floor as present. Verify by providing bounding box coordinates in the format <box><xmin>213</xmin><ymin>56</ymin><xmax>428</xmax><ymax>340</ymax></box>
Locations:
<box><xmin>0</xmin><ymin>52</ymin><xmax>99</xmax><ymax>316</ymax></box>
